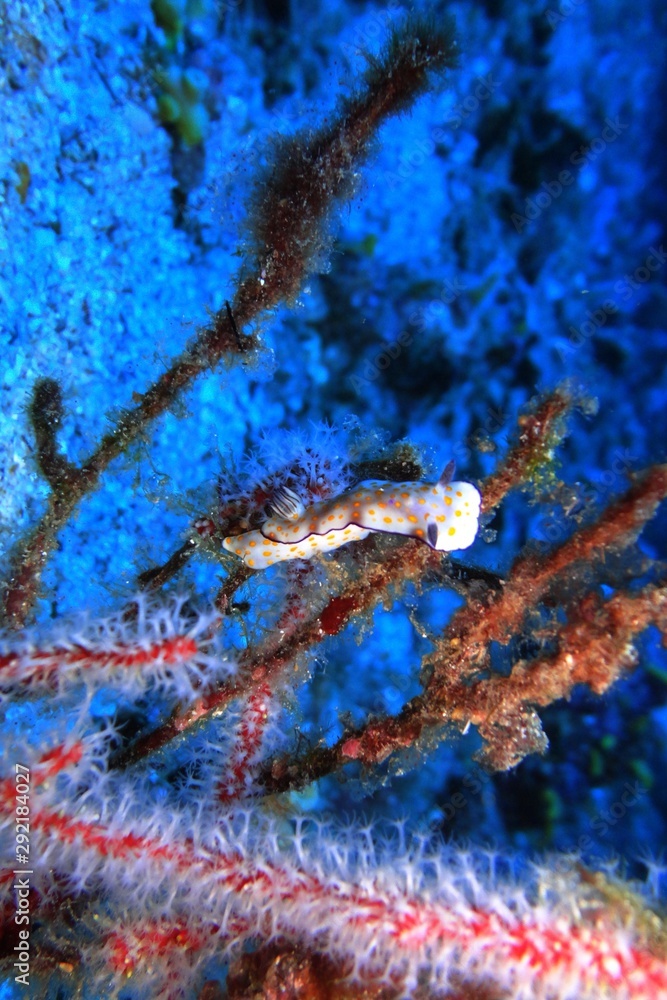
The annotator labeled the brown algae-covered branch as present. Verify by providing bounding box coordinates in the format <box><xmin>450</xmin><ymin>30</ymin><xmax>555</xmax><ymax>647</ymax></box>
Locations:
<box><xmin>114</xmin><ymin>388</ymin><xmax>583</xmax><ymax>771</ymax></box>
<box><xmin>260</xmin><ymin>463</ymin><xmax>667</xmax><ymax>792</ymax></box>
<box><xmin>2</xmin><ymin>17</ymin><xmax>459</xmax><ymax>630</ymax></box>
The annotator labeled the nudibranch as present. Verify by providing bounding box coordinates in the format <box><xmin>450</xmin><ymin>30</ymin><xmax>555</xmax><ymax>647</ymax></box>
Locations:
<box><xmin>223</xmin><ymin>465</ymin><xmax>481</xmax><ymax>570</ymax></box>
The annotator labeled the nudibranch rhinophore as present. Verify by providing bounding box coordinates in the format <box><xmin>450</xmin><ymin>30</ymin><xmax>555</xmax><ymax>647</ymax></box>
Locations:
<box><xmin>222</xmin><ymin>465</ymin><xmax>481</xmax><ymax>570</ymax></box>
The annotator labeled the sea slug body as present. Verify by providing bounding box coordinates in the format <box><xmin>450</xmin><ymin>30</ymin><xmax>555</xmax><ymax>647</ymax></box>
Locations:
<box><xmin>223</xmin><ymin>469</ymin><xmax>481</xmax><ymax>569</ymax></box>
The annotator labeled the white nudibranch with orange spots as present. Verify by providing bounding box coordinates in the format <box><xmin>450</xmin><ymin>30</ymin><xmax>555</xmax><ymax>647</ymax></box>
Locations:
<box><xmin>223</xmin><ymin>463</ymin><xmax>481</xmax><ymax>570</ymax></box>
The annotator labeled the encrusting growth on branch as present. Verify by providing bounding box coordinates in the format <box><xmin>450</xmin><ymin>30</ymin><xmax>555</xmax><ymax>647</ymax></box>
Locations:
<box><xmin>3</xmin><ymin>9</ymin><xmax>667</xmax><ymax>999</ymax></box>
<box><xmin>3</xmin><ymin>737</ymin><xmax>667</xmax><ymax>999</ymax></box>
<box><xmin>259</xmin><ymin>410</ymin><xmax>667</xmax><ymax>792</ymax></box>
<box><xmin>110</xmin><ymin>388</ymin><xmax>666</xmax><ymax>789</ymax></box>
<box><xmin>2</xmin><ymin>15</ymin><xmax>458</xmax><ymax>630</ymax></box>
<box><xmin>480</xmin><ymin>382</ymin><xmax>576</xmax><ymax>512</ymax></box>
<box><xmin>234</xmin><ymin>14</ymin><xmax>458</xmax><ymax>315</ymax></box>
<box><xmin>28</xmin><ymin>378</ymin><xmax>79</xmax><ymax>490</ymax></box>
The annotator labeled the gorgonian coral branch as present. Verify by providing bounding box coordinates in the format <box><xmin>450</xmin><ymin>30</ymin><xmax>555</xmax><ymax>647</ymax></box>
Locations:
<box><xmin>1</xmin><ymin>431</ymin><xmax>665</xmax><ymax>997</ymax></box>
<box><xmin>448</xmin><ymin>582</ymin><xmax>667</xmax><ymax>769</ymax></box>
<box><xmin>217</xmin><ymin>683</ymin><xmax>274</xmax><ymax>804</ymax></box>
<box><xmin>2</xmin><ymin>16</ymin><xmax>458</xmax><ymax>630</ymax></box>
<box><xmin>233</xmin><ymin>14</ymin><xmax>458</xmax><ymax>316</ymax></box>
<box><xmin>2</xmin><ymin>744</ymin><xmax>666</xmax><ymax>999</ymax></box>
<box><xmin>262</xmin><ymin>462</ymin><xmax>667</xmax><ymax>791</ymax></box>
<box><xmin>0</xmin><ymin>595</ymin><xmax>233</xmax><ymax>703</ymax></box>
<box><xmin>480</xmin><ymin>382</ymin><xmax>580</xmax><ymax>513</ymax></box>
<box><xmin>110</xmin><ymin>387</ymin><xmax>582</xmax><ymax>771</ymax></box>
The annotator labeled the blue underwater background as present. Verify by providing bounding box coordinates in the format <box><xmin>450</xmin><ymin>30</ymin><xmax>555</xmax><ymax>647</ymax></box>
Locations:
<box><xmin>1</xmin><ymin>0</ymin><xmax>667</xmax><ymax>989</ymax></box>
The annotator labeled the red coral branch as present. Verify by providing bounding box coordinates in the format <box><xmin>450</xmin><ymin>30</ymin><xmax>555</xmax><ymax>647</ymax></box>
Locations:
<box><xmin>481</xmin><ymin>382</ymin><xmax>579</xmax><ymax>512</ymax></box>
<box><xmin>0</xmin><ymin>597</ymin><xmax>229</xmax><ymax>700</ymax></box>
<box><xmin>110</xmin><ymin>388</ymin><xmax>582</xmax><ymax>769</ymax></box>
<box><xmin>262</xmin><ymin>462</ymin><xmax>667</xmax><ymax>789</ymax></box>
<box><xmin>2</xmin><ymin>17</ymin><xmax>458</xmax><ymax>631</ymax></box>
<box><xmin>0</xmin><ymin>636</ymin><xmax>199</xmax><ymax>687</ymax></box>
<box><xmin>218</xmin><ymin>682</ymin><xmax>273</xmax><ymax>804</ymax></box>
<box><xmin>3</xmin><ymin>779</ymin><xmax>666</xmax><ymax>999</ymax></box>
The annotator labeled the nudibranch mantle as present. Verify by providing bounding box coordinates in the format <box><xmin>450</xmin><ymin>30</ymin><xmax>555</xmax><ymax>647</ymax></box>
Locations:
<box><xmin>223</xmin><ymin>471</ymin><xmax>481</xmax><ymax>570</ymax></box>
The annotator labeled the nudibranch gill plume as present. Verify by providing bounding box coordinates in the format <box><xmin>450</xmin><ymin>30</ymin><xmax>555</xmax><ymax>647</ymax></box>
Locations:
<box><xmin>223</xmin><ymin>466</ymin><xmax>481</xmax><ymax>569</ymax></box>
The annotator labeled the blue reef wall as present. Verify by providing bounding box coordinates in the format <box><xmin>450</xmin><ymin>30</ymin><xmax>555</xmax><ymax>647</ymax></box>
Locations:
<box><xmin>1</xmin><ymin>1</ymin><xmax>666</xmax><ymax>988</ymax></box>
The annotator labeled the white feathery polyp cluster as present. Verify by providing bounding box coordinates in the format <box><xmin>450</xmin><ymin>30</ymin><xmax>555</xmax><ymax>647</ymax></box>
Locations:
<box><xmin>0</xmin><ymin>594</ymin><xmax>235</xmax><ymax>702</ymax></box>
<box><xmin>1</xmin><ymin>597</ymin><xmax>665</xmax><ymax>999</ymax></box>
<box><xmin>6</xmin><ymin>758</ymin><xmax>665</xmax><ymax>1000</ymax></box>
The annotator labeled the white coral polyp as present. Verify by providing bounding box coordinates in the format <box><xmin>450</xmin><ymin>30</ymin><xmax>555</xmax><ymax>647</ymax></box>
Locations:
<box><xmin>0</xmin><ymin>594</ymin><xmax>235</xmax><ymax>702</ymax></box>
